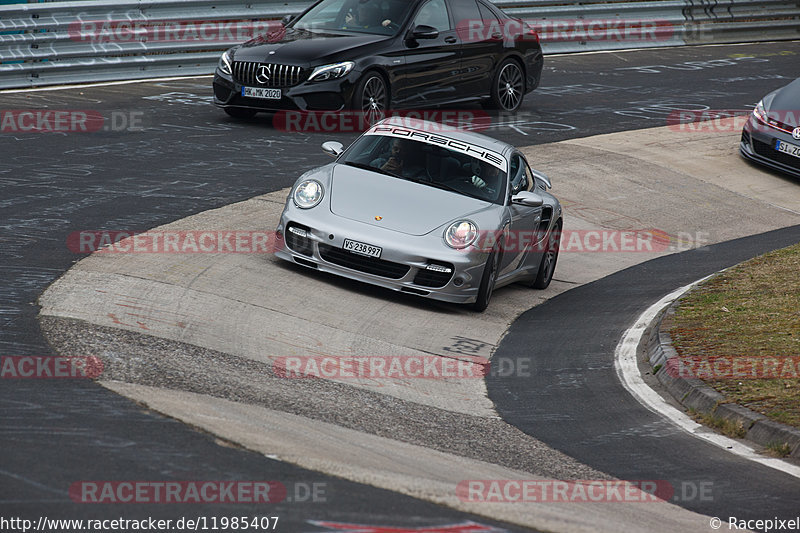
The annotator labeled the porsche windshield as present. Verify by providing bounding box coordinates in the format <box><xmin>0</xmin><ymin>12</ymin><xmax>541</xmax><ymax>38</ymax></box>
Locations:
<box><xmin>292</xmin><ymin>0</ymin><xmax>412</xmax><ymax>36</ymax></box>
<box><xmin>341</xmin><ymin>133</ymin><xmax>508</xmax><ymax>204</ymax></box>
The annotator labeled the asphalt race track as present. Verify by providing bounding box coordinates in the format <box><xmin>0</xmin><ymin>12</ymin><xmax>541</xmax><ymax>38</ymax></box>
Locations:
<box><xmin>489</xmin><ymin>225</ymin><xmax>800</xmax><ymax>522</ymax></box>
<box><xmin>2</xmin><ymin>41</ymin><xmax>800</xmax><ymax>532</ymax></box>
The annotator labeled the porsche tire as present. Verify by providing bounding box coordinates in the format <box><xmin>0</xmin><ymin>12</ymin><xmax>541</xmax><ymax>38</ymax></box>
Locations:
<box><xmin>472</xmin><ymin>248</ymin><xmax>500</xmax><ymax>312</ymax></box>
<box><xmin>532</xmin><ymin>221</ymin><xmax>561</xmax><ymax>289</ymax></box>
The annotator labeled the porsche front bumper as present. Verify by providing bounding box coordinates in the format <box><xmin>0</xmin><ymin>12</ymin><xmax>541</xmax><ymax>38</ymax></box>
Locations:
<box><xmin>274</xmin><ymin>203</ymin><xmax>492</xmax><ymax>305</ymax></box>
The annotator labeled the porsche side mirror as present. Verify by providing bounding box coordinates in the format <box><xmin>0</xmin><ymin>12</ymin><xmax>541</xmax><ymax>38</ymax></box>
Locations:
<box><xmin>410</xmin><ymin>24</ymin><xmax>439</xmax><ymax>40</ymax></box>
<box><xmin>511</xmin><ymin>191</ymin><xmax>544</xmax><ymax>207</ymax></box>
<box><xmin>322</xmin><ymin>141</ymin><xmax>344</xmax><ymax>157</ymax></box>
<box><xmin>532</xmin><ymin>169</ymin><xmax>552</xmax><ymax>189</ymax></box>
<box><xmin>281</xmin><ymin>14</ymin><xmax>294</xmax><ymax>26</ymax></box>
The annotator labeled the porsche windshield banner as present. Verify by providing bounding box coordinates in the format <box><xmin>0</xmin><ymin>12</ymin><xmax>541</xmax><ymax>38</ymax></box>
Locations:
<box><xmin>366</xmin><ymin>124</ymin><xmax>508</xmax><ymax>173</ymax></box>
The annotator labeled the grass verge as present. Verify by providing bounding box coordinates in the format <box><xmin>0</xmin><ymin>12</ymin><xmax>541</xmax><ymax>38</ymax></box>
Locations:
<box><xmin>686</xmin><ymin>407</ymin><xmax>747</xmax><ymax>439</ymax></box>
<box><xmin>668</xmin><ymin>242</ymin><xmax>800</xmax><ymax>431</ymax></box>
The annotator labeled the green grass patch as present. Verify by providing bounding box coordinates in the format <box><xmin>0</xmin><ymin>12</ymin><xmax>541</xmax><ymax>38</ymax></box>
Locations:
<box><xmin>668</xmin><ymin>243</ymin><xmax>800</xmax><ymax>430</ymax></box>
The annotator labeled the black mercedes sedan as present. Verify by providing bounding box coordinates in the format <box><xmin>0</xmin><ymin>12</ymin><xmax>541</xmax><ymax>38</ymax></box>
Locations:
<box><xmin>212</xmin><ymin>0</ymin><xmax>543</xmax><ymax>119</ymax></box>
<box><xmin>740</xmin><ymin>77</ymin><xmax>800</xmax><ymax>179</ymax></box>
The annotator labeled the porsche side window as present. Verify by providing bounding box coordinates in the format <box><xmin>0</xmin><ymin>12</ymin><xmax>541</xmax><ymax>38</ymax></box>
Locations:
<box><xmin>413</xmin><ymin>0</ymin><xmax>451</xmax><ymax>32</ymax></box>
<box><xmin>509</xmin><ymin>154</ymin><xmax>529</xmax><ymax>194</ymax></box>
<box><xmin>523</xmin><ymin>161</ymin><xmax>536</xmax><ymax>192</ymax></box>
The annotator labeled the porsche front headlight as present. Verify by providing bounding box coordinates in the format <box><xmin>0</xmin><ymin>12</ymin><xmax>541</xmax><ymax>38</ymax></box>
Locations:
<box><xmin>293</xmin><ymin>179</ymin><xmax>324</xmax><ymax>209</ymax></box>
<box><xmin>444</xmin><ymin>220</ymin><xmax>478</xmax><ymax>249</ymax></box>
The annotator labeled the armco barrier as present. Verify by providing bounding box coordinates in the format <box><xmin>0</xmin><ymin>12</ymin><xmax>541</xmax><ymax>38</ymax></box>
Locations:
<box><xmin>0</xmin><ymin>0</ymin><xmax>798</xmax><ymax>89</ymax></box>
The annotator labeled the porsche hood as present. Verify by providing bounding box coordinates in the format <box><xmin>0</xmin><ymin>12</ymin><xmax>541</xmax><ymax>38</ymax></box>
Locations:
<box><xmin>328</xmin><ymin>165</ymin><xmax>493</xmax><ymax>236</ymax></box>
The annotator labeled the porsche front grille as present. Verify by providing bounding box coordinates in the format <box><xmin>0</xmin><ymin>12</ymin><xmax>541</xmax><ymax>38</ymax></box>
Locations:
<box><xmin>318</xmin><ymin>244</ymin><xmax>410</xmax><ymax>279</ymax></box>
<box><xmin>233</xmin><ymin>62</ymin><xmax>305</xmax><ymax>88</ymax></box>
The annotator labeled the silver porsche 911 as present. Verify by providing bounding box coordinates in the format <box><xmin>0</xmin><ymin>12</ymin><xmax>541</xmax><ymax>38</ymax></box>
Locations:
<box><xmin>274</xmin><ymin>117</ymin><xmax>562</xmax><ymax>311</ymax></box>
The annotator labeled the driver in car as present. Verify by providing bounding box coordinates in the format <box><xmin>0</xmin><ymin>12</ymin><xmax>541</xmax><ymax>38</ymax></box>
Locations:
<box><xmin>414</xmin><ymin>150</ymin><xmax>496</xmax><ymax>196</ymax></box>
<box><xmin>371</xmin><ymin>138</ymin><xmax>408</xmax><ymax>174</ymax></box>
<box><xmin>344</xmin><ymin>1</ymin><xmax>392</xmax><ymax>29</ymax></box>
<box><xmin>468</xmin><ymin>161</ymin><xmax>500</xmax><ymax>192</ymax></box>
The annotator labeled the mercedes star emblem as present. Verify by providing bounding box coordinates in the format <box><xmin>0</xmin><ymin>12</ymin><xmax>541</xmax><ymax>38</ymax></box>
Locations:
<box><xmin>256</xmin><ymin>65</ymin><xmax>271</xmax><ymax>85</ymax></box>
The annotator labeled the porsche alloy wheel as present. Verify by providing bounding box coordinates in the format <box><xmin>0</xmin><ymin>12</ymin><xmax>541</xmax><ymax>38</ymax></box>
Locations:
<box><xmin>532</xmin><ymin>221</ymin><xmax>561</xmax><ymax>289</ymax></box>
<box><xmin>472</xmin><ymin>248</ymin><xmax>500</xmax><ymax>312</ymax></box>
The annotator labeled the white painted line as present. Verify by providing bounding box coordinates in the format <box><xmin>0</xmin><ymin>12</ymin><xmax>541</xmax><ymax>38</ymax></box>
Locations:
<box><xmin>0</xmin><ymin>75</ymin><xmax>213</xmax><ymax>94</ymax></box>
<box><xmin>614</xmin><ymin>275</ymin><xmax>800</xmax><ymax>480</ymax></box>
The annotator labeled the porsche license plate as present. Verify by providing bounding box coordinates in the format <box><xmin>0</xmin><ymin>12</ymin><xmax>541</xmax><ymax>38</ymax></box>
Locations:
<box><xmin>776</xmin><ymin>139</ymin><xmax>800</xmax><ymax>159</ymax></box>
<box><xmin>242</xmin><ymin>87</ymin><xmax>281</xmax><ymax>99</ymax></box>
<box><xmin>343</xmin><ymin>239</ymin><xmax>382</xmax><ymax>258</ymax></box>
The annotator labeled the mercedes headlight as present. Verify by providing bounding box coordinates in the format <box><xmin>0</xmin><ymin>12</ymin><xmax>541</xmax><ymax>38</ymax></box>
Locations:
<box><xmin>218</xmin><ymin>49</ymin><xmax>233</xmax><ymax>75</ymax></box>
<box><xmin>293</xmin><ymin>179</ymin><xmax>324</xmax><ymax>209</ymax></box>
<box><xmin>444</xmin><ymin>220</ymin><xmax>478</xmax><ymax>249</ymax></box>
<box><xmin>308</xmin><ymin>61</ymin><xmax>355</xmax><ymax>82</ymax></box>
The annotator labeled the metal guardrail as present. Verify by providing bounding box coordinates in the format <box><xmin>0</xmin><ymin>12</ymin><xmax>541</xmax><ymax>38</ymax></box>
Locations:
<box><xmin>0</xmin><ymin>0</ymin><xmax>798</xmax><ymax>89</ymax></box>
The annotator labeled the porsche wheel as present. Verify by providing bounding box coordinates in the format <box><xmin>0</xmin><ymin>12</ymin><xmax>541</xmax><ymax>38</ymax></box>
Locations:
<box><xmin>532</xmin><ymin>221</ymin><xmax>561</xmax><ymax>289</ymax></box>
<box><xmin>472</xmin><ymin>248</ymin><xmax>500</xmax><ymax>312</ymax></box>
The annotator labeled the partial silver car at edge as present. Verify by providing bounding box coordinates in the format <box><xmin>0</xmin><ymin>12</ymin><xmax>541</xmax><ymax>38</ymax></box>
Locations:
<box><xmin>740</xmin><ymin>77</ymin><xmax>800</xmax><ymax>179</ymax></box>
<box><xmin>274</xmin><ymin>117</ymin><xmax>562</xmax><ymax>311</ymax></box>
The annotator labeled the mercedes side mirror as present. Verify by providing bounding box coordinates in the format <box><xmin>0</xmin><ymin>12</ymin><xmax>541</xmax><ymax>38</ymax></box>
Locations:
<box><xmin>410</xmin><ymin>24</ymin><xmax>439</xmax><ymax>40</ymax></box>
